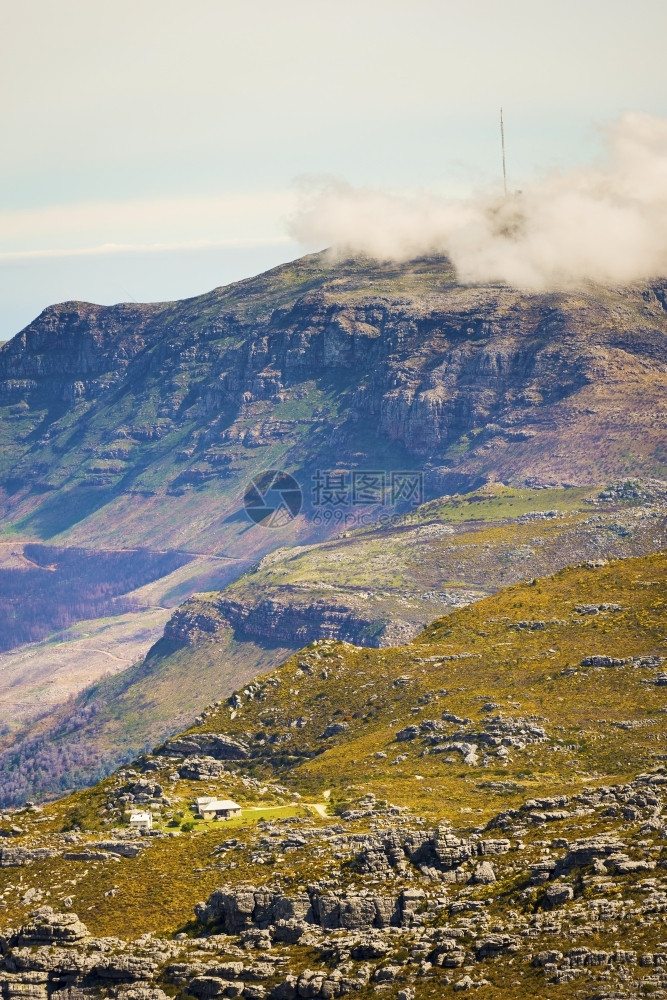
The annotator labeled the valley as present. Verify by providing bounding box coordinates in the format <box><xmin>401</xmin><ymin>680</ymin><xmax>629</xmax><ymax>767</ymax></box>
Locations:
<box><xmin>0</xmin><ymin>545</ymin><xmax>252</xmax><ymax>751</ymax></box>
<box><xmin>2</xmin><ymin>478</ymin><xmax>665</xmax><ymax>807</ymax></box>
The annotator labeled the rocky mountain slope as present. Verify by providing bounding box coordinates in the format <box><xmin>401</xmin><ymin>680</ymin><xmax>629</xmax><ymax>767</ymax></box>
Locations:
<box><xmin>3</xmin><ymin>479</ymin><xmax>665</xmax><ymax>808</ymax></box>
<box><xmin>1</xmin><ymin>252</ymin><xmax>666</xmax><ymax>805</ymax></box>
<box><xmin>0</xmin><ymin>549</ymin><xmax>665</xmax><ymax>1000</ymax></box>
<box><xmin>1</xmin><ymin>253</ymin><xmax>666</xmax><ymax>553</ymax></box>
<box><xmin>169</xmin><ymin>481</ymin><xmax>667</xmax><ymax>649</ymax></box>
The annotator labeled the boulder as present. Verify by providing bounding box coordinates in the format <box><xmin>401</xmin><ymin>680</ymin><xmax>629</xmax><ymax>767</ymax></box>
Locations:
<box><xmin>5</xmin><ymin>947</ymin><xmax>91</xmax><ymax>975</ymax></box>
<box><xmin>178</xmin><ymin>757</ymin><xmax>229</xmax><ymax>781</ymax></box>
<box><xmin>159</xmin><ymin>733</ymin><xmax>250</xmax><ymax>761</ymax></box>
<box><xmin>475</xmin><ymin>935</ymin><xmax>520</xmax><ymax>959</ymax></box>
<box><xmin>187</xmin><ymin>976</ymin><xmax>233</xmax><ymax>998</ymax></box>
<box><xmin>91</xmin><ymin>956</ymin><xmax>158</xmax><ymax>981</ymax></box>
<box><xmin>319</xmin><ymin>723</ymin><xmax>348</xmax><ymax>739</ymax></box>
<box><xmin>271</xmin><ymin>920</ymin><xmax>308</xmax><ymax>944</ymax></box>
<box><xmin>268</xmin><ymin>978</ymin><xmax>297</xmax><ymax>1000</ymax></box>
<box><xmin>97</xmin><ymin>841</ymin><xmax>143</xmax><ymax>859</ymax></box>
<box><xmin>18</xmin><ymin>909</ymin><xmax>89</xmax><ymax>946</ymax></box>
<box><xmin>396</xmin><ymin>726</ymin><xmax>421</xmax><ymax>742</ymax></box>
<box><xmin>543</xmin><ymin>883</ymin><xmax>574</xmax><ymax>908</ymax></box>
<box><xmin>338</xmin><ymin>896</ymin><xmax>377</xmax><ymax>930</ymax></box>
<box><xmin>116</xmin><ymin>987</ymin><xmax>171</xmax><ymax>1000</ymax></box>
<box><xmin>471</xmin><ymin>861</ymin><xmax>496</xmax><ymax>885</ymax></box>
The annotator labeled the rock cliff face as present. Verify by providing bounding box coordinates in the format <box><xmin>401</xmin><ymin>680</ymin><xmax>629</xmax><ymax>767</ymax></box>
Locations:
<box><xmin>163</xmin><ymin>595</ymin><xmax>415</xmax><ymax>649</ymax></box>
<box><xmin>1</xmin><ymin>254</ymin><xmax>666</xmax><ymax>548</ymax></box>
<box><xmin>0</xmin><ymin>301</ymin><xmax>161</xmax><ymax>388</ymax></box>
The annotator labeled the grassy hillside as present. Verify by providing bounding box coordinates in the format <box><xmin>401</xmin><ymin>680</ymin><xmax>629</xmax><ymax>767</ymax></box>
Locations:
<box><xmin>170</xmin><ymin>549</ymin><xmax>667</xmax><ymax>819</ymax></box>
<box><xmin>4</xmin><ymin>480</ymin><xmax>665</xmax><ymax>808</ymax></box>
<box><xmin>208</xmin><ymin>480</ymin><xmax>667</xmax><ymax>644</ymax></box>
<box><xmin>0</xmin><ymin>631</ymin><xmax>295</xmax><ymax>808</ymax></box>
<box><xmin>0</xmin><ymin>549</ymin><xmax>665</xmax><ymax>999</ymax></box>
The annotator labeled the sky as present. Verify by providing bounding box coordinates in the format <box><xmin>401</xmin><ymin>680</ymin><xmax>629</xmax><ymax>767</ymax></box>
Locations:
<box><xmin>1</xmin><ymin>0</ymin><xmax>666</xmax><ymax>339</ymax></box>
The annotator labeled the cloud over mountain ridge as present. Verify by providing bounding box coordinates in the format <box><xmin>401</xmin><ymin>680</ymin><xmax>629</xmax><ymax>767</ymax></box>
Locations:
<box><xmin>291</xmin><ymin>112</ymin><xmax>667</xmax><ymax>288</ymax></box>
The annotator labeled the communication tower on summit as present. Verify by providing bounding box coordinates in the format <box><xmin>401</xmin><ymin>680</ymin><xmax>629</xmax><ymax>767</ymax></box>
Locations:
<box><xmin>500</xmin><ymin>107</ymin><xmax>508</xmax><ymax>197</ymax></box>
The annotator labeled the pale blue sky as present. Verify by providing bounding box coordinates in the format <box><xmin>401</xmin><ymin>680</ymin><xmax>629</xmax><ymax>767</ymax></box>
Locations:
<box><xmin>1</xmin><ymin>0</ymin><xmax>666</xmax><ymax>338</ymax></box>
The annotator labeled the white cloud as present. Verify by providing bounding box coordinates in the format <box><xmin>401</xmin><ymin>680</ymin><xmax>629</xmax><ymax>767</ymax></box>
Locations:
<box><xmin>0</xmin><ymin>237</ymin><xmax>291</xmax><ymax>263</ymax></box>
<box><xmin>0</xmin><ymin>192</ymin><xmax>298</xmax><ymax>254</ymax></box>
<box><xmin>290</xmin><ymin>112</ymin><xmax>667</xmax><ymax>288</ymax></box>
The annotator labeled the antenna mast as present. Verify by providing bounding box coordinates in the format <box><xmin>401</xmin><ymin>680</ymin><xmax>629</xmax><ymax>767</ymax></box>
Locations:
<box><xmin>500</xmin><ymin>107</ymin><xmax>508</xmax><ymax>196</ymax></box>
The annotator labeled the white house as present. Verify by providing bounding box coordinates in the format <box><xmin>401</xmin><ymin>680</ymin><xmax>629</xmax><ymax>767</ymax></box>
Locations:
<box><xmin>195</xmin><ymin>796</ymin><xmax>241</xmax><ymax>820</ymax></box>
<box><xmin>129</xmin><ymin>810</ymin><xmax>153</xmax><ymax>831</ymax></box>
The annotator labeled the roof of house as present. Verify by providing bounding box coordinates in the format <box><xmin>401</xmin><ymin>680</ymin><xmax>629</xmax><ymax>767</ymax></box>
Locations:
<box><xmin>197</xmin><ymin>798</ymin><xmax>241</xmax><ymax>811</ymax></box>
<box><xmin>129</xmin><ymin>810</ymin><xmax>151</xmax><ymax>820</ymax></box>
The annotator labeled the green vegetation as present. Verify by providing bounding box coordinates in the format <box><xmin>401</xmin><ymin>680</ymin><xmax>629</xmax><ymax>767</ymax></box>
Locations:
<box><xmin>0</xmin><ymin>547</ymin><xmax>665</xmax><ymax>1000</ymax></box>
<box><xmin>0</xmin><ymin>631</ymin><xmax>296</xmax><ymax>808</ymax></box>
<box><xmin>1</xmin><ymin>549</ymin><xmax>664</xmax><ymax>940</ymax></box>
<box><xmin>195</xmin><ymin>480</ymin><xmax>667</xmax><ymax>645</ymax></box>
<box><xmin>189</xmin><ymin>550</ymin><xmax>667</xmax><ymax>821</ymax></box>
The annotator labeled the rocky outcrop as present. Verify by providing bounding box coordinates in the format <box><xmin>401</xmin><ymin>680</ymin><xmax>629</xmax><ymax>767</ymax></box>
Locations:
<box><xmin>176</xmin><ymin>756</ymin><xmax>230</xmax><ymax>781</ymax></box>
<box><xmin>0</xmin><ymin>847</ymin><xmax>58</xmax><ymax>868</ymax></box>
<box><xmin>163</xmin><ymin>603</ymin><xmax>232</xmax><ymax>646</ymax></box>
<box><xmin>194</xmin><ymin>885</ymin><xmax>411</xmax><ymax>933</ymax></box>
<box><xmin>163</xmin><ymin>594</ymin><xmax>421</xmax><ymax>649</ymax></box>
<box><xmin>355</xmin><ymin>826</ymin><xmax>510</xmax><ymax>881</ymax></box>
<box><xmin>157</xmin><ymin>733</ymin><xmax>251</xmax><ymax>761</ymax></box>
<box><xmin>16</xmin><ymin>908</ymin><xmax>89</xmax><ymax>946</ymax></box>
<box><xmin>392</xmin><ymin>712</ymin><xmax>549</xmax><ymax>770</ymax></box>
<box><xmin>0</xmin><ymin>301</ymin><xmax>159</xmax><ymax>388</ymax></box>
<box><xmin>0</xmin><ymin>761</ymin><xmax>664</xmax><ymax>1000</ymax></box>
